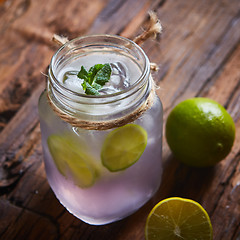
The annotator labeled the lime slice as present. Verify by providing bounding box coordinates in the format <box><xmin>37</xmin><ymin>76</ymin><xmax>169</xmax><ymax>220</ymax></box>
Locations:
<box><xmin>145</xmin><ymin>197</ymin><xmax>213</xmax><ymax>240</ymax></box>
<box><xmin>47</xmin><ymin>134</ymin><xmax>97</xmax><ymax>188</ymax></box>
<box><xmin>101</xmin><ymin>124</ymin><xmax>147</xmax><ymax>172</ymax></box>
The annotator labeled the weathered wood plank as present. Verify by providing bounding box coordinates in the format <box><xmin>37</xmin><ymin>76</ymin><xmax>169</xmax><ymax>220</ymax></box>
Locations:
<box><xmin>89</xmin><ymin>0</ymin><xmax>153</xmax><ymax>35</ymax></box>
<box><xmin>0</xmin><ymin>198</ymin><xmax>59</xmax><ymax>240</ymax></box>
<box><xmin>0</xmin><ymin>31</ymin><xmax>51</xmax><ymax>131</ymax></box>
<box><xmin>201</xmin><ymin>43</ymin><xmax>240</xmax><ymax>111</ymax></box>
<box><xmin>203</xmin><ymin>45</ymin><xmax>240</xmax><ymax>239</ymax></box>
<box><xmin>0</xmin><ymin>0</ymin><xmax>109</xmax><ymax>132</ymax></box>
<box><xmin>150</xmin><ymin>0</ymin><xmax>240</xmax><ymax>111</ymax></box>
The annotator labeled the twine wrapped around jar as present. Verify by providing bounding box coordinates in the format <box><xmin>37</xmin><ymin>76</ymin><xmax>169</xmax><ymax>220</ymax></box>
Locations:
<box><xmin>48</xmin><ymin>11</ymin><xmax>162</xmax><ymax>130</ymax></box>
<box><xmin>47</xmin><ymin>76</ymin><xmax>156</xmax><ymax>130</ymax></box>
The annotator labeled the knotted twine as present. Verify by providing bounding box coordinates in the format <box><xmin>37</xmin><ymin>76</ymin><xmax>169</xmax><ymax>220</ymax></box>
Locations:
<box><xmin>48</xmin><ymin>11</ymin><xmax>162</xmax><ymax>130</ymax></box>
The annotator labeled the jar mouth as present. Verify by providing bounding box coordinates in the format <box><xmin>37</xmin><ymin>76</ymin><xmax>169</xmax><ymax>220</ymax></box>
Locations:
<box><xmin>49</xmin><ymin>34</ymin><xmax>150</xmax><ymax>99</ymax></box>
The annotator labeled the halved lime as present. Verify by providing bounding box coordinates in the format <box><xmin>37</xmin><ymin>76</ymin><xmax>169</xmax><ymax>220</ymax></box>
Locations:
<box><xmin>47</xmin><ymin>134</ymin><xmax>97</xmax><ymax>188</ymax></box>
<box><xmin>145</xmin><ymin>197</ymin><xmax>213</xmax><ymax>240</ymax></box>
<box><xmin>101</xmin><ymin>124</ymin><xmax>147</xmax><ymax>172</ymax></box>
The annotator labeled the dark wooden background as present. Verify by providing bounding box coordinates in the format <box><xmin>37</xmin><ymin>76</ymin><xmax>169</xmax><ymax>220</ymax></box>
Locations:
<box><xmin>0</xmin><ymin>0</ymin><xmax>239</xmax><ymax>239</ymax></box>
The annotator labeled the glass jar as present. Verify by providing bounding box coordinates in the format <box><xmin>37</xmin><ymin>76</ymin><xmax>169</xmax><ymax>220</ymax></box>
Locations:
<box><xmin>38</xmin><ymin>35</ymin><xmax>163</xmax><ymax>225</ymax></box>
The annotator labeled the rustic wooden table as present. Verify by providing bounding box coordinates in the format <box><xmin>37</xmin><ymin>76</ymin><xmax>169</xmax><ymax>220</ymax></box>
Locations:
<box><xmin>0</xmin><ymin>0</ymin><xmax>239</xmax><ymax>239</ymax></box>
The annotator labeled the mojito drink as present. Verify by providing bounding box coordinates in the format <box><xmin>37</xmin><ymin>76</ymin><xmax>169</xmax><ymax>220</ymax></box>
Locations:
<box><xmin>39</xmin><ymin>35</ymin><xmax>163</xmax><ymax>225</ymax></box>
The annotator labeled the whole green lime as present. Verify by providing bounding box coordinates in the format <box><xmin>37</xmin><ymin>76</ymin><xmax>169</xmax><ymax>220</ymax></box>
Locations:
<box><xmin>166</xmin><ymin>98</ymin><xmax>235</xmax><ymax>167</ymax></box>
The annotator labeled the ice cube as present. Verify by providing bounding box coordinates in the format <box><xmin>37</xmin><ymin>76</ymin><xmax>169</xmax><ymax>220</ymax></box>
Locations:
<box><xmin>110</xmin><ymin>62</ymin><xmax>130</xmax><ymax>89</ymax></box>
<box><xmin>62</xmin><ymin>62</ymin><xmax>131</xmax><ymax>95</ymax></box>
<box><xmin>62</xmin><ymin>70</ymin><xmax>79</xmax><ymax>83</ymax></box>
<box><xmin>62</xmin><ymin>70</ymin><xmax>84</xmax><ymax>93</ymax></box>
<box><xmin>98</xmin><ymin>86</ymin><xmax>118</xmax><ymax>95</ymax></box>
<box><xmin>99</xmin><ymin>62</ymin><xmax>130</xmax><ymax>95</ymax></box>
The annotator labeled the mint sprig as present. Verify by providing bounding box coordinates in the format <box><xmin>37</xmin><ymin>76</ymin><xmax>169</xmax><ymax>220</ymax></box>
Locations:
<box><xmin>77</xmin><ymin>64</ymin><xmax>112</xmax><ymax>95</ymax></box>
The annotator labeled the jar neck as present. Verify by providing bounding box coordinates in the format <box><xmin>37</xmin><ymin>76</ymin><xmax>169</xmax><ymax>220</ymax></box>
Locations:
<box><xmin>47</xmin><ymin>35</ymin><xmax>151</xmax><ymax>123</ymax></box>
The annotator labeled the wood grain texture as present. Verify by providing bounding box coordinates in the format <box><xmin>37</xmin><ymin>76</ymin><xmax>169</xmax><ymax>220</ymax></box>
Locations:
<box><xmin>0</xmin><ymin>0</ymin><xmax>239</xmax><ymax>239</ymax></box>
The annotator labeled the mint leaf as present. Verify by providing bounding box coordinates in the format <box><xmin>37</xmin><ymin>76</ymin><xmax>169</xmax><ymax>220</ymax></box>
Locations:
<box><xmin>88</xmin><ymin>64</ymin><xmax>104</xmax><ymax>85</ymax></box>
<box><xmin>94</xmin><ymin>64</ymin><xmax>112</xmax><ymax>86</ymax></box>
<box><xmin>84</xmin><ymin>82</ymin><xmax>100</xmax><ymax>95</ymax></box>
<box><xmin>92</xmin><ymin>82</ymin><xmax>102</xmax><ymax>90</ymax></box>
<box><xmin>77</xmin><ymin>63</ymin><xmax>112</xmax><ymax>95</ymax></box>
<box><xmin>81</xmin><ymin>81</ymin><xmax>87</xmax><ymax>91</ymax></box>
<box><xmin>77</xmin><ymin>66</ymin><xmax>89</xmax><ymax>81</ymax></box>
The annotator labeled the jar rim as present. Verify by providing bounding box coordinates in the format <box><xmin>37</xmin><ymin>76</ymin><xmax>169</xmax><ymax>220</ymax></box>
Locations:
<box><xmin>49</xmin><ymin>34</ymin><xmax>150</xmax><ymax>99</ymax></box>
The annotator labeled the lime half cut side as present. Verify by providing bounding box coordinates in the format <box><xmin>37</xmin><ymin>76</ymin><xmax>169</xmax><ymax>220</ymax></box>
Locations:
<box><xmin>101</xmin><ymin>124</ymin><xmax>148</xmax><ymax>172</ymax></box>
<box><xmin>145</xmin><ymin>197</ymin><xmax>213</xmax><ymax>240</ymax></box>
<box><xmin>47</xmin><ymin>134</ymin><xmax>97</xmax><ymax>188</ymax></box>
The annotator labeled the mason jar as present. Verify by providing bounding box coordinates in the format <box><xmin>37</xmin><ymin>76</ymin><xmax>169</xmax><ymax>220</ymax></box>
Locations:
<box><xmin>38</xmin><ymin>34</ymin><xmax>163</xmax><ymax>225</ymax></box>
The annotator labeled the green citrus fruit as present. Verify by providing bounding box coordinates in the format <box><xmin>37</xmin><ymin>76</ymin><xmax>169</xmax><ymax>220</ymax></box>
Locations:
<box><xmin>101</xmin><ymin>124</ymin><xmax>147</xmax><ymax>172</ymax></box>
<box><xmin>47</xmin><ymin>134</ymin><xmax>98</xmax><ymax>188</ymax></box>
<box><xmin>145</xmin><ymin>197</ymin><xmax>213</xmax><ymax>240</ymax></box>
<box><xmin>166</xmin><ymin>98</ymin><xmax>235</xmax><ymax>167</ymax></box>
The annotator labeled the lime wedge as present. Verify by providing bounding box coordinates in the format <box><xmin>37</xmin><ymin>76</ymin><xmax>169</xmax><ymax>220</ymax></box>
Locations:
<box><xmin>145</xmin><ymin>197</ymin><xmax>213</xmax><ymax>240</ymax></box>
<box><xmin>101</xmin><ymin>124</ymin><xmax>147</xmax><ymax>172</ymax></box>
<box><xmin>47</xmin><ymin>134</ymin><xmax>97</xmax><ymax>188</ymax></box>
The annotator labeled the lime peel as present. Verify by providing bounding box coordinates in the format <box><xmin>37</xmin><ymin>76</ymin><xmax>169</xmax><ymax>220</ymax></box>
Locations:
<box><xmin>166</xmin><ymin>97</ymin><xmax>235</xmax><ymax>167</ymax></box>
